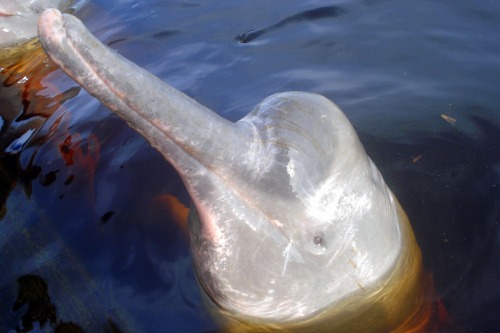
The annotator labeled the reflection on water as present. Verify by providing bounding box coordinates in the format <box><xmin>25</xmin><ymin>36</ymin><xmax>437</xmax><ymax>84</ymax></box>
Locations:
<box><xmin>0</xmin><ymin>24</ymin><xmax>213</xmax><ymax>331</ymax></box>
<box><xmin>0</xmin><ymin>38</ymin><xmax>79</xmax><ymax>155</ymax></box>
<box><xmin>0</xmin><ymin>0</ymin><xmax>499</xmax><ymax>332</ymax></box>
<box><xmin>0</xmin><ymin>37</ymin><xmax>80</xmax><ymax>219</ymax></box>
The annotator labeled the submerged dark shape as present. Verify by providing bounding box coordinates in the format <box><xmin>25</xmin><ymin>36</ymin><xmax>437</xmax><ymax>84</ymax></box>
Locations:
<box><xmin>37</xmin><ymin>9</ymin><xmax>443</xmax><ymax>332</ymax></box>
<box><xmin>236</xmin><ymin>6</ymin><xmax>344</xmax><ymax>43</ymax></box>
<box><xmin>11</xmin><ymin>275</ymin><xmax>121</xmax><ymax>333</ymax></box>
<box><xmin>54</xmin><ymin>321</ymin><xmax>84</xmax><ymax>333</ymax></box>
<box><xmin>13</xmin><ymin>274</ymin><xmax>57</xmax><ymax>332</ymax></box>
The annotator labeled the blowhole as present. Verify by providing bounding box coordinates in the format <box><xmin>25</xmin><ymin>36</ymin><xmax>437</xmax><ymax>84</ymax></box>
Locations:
<box><xmin>313</xmin><ymin>235</ymin><xmax>323</xmax><ymax>246</ymax></box>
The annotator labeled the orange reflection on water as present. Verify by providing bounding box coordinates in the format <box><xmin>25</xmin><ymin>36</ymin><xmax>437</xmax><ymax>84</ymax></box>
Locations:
<box><xmin>58</xmin><ymin>132</ymin><xmax>101</xmax><ymax>200</ymax></box>
<box><xmin>392</xmin><ymin>272</ymin><xmax>458</xmax><ymax>333</ymax></box>
<box><xmin>0</xmin><ymin>38</ymin><xmax>80</xmax><ymax>150</ymax></box>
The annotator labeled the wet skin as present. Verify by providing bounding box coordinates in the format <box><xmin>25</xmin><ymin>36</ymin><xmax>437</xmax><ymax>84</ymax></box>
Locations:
<box><xmin>37</xmin><ymin>9</ymin><xmax>427</xmax><ymax>332</ymax></box>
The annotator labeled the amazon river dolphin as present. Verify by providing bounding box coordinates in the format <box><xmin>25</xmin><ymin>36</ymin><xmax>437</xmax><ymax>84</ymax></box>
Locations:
<box><xmin>37</xmin><ymin>9</ymin><xmax>431</xmax><ymax>332</ymax></box>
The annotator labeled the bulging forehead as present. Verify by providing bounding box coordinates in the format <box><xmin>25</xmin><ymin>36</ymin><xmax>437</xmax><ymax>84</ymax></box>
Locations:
<box><xmin>193</xmin><ymin>96</ymin><xmax>403</xmax><ymax>322</ymax></box>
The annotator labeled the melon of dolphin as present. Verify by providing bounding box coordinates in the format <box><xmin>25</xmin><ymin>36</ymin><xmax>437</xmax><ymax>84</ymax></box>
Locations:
<box><xmin>37</xmin><ymin>9</ymin><xmax>432</xmax><ymax>332</ymax></box>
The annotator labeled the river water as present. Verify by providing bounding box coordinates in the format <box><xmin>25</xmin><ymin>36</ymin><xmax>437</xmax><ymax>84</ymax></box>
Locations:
<box><xmin>0</xmin><ymin>0</ymin><xmax>499</xmax><ymax>332</ymax></box>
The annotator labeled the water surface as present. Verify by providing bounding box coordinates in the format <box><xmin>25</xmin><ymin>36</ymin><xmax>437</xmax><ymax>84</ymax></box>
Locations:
<box><xmin>0</xmin><ymin>0</ymin><xmax>498</xmax><ymax>332</ymax></box>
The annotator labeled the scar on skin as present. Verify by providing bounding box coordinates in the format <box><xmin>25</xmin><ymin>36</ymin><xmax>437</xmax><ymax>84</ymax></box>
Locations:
<box><xmin>356</xmin><ymin>280</ymin><xmax>366</xmax><ymax>292</ymax></box>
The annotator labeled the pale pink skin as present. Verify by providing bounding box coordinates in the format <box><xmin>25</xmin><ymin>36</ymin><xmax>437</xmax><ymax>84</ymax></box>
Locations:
<box><xmin>38</xmin><ymin>9</ymin><xmax>405</xmax><ymax>325</ymax></box>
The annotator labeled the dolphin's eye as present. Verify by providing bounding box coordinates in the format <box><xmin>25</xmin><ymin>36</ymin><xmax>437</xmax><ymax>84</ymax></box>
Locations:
<box><xmin>313</xmin><ymin>236</ymin><xmax>323</xmax><ymax>246</ymax></box>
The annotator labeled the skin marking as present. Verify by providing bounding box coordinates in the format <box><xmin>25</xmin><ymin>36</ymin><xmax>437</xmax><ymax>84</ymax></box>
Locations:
<box><xmin>356</xmin><ymin>280</ymin><xmax>367</xmax><ymax>292</ymax></box>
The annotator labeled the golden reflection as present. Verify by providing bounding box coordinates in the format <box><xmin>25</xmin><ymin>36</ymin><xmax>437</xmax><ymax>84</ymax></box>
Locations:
<box><xmin>0</xmin><ymin>37</ymin><xmax>80</xmax><ymax>218</ymax></box>
<box><xmin>0</xmin><ymin>38</ymin><xmax>80</xmax><ymax>122</ymax></box>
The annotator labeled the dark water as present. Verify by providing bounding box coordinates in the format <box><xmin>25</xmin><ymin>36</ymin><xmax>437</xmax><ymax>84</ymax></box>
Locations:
<box><xmin>1</xmin><ymin>0</ymin><xmax>499</xmax><ymax>332</ymax></box>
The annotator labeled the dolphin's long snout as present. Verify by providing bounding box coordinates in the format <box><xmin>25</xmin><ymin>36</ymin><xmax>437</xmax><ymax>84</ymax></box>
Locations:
<box><xmin>37</xmin><ymin>8</ymin><xmax>248</xmax><ymax>175</ymax></box>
